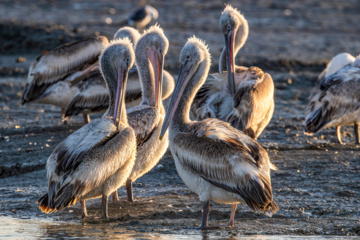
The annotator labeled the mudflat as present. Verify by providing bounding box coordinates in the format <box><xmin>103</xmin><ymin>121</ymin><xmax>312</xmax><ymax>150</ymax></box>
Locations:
<box><xmin>0</xmin><ymin>0</ymin><xmax>359</xmax><ymax>238</ymax></box>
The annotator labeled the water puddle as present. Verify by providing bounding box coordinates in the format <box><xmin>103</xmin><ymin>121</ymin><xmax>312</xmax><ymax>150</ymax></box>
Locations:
<box><xmin>0</xmin><ymin>216</ymin><xmax>356</xmax><ymax>240</ymax></box>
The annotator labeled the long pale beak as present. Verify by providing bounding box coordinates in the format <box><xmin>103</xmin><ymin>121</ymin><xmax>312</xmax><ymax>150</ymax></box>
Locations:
<box><xmin>114</xmin><ymin>60</ymin><xmax>129</xmax><ymax>130</ymax></box>
<box><xmin>147</xmin><ymin>48</ymin><xmax>164</xmax><ymax>109</ymax></box>
<box><xmin>224</xmin><ymin>29</ymin><xmax>236</xmax><ymax>95</ymax></box>
<box><xmin>159</xmin><ymin>62</ymin><xmax>193</xmax><ymax>140</ymax></box>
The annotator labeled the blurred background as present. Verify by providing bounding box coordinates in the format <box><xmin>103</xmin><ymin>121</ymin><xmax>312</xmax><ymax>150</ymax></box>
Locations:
<box><xmin>1</xmin><ymin>0</ymin><xmax>359</xmax><ymax>75</ymax></box>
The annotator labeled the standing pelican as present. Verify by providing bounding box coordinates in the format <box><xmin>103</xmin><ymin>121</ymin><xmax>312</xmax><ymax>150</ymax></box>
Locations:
<box><xmin>64</xmin><ymin>27</ymin><xmax>175</xmax><ymax>122</ymax></box>
<box><xmin>160</xmin><ymin>37</ymin><xmax>278</xmax><ymax>229</ymax></box>
<box><xmin>112</xmin><ymin>25</ymin><xmax>169</xmax><ymax>203</ymax></box>
<box><xmin>191</xmin><ymin>5</ymin><xmax>274</xmax><ymax>140</ymax></box>
<box><xmin>37</xmin><ymin>38</ymin><xmax>137</xmax><ymax>219</ymax></box>
<box><xmin>21</xmin><ymin>36</ymin><xmax>109</xmax><ymax>123</ymax></box>
<box><xmin>304</xmin><ymin>56</ymin><xmax>360</xmax><ymax>144</ymax></box>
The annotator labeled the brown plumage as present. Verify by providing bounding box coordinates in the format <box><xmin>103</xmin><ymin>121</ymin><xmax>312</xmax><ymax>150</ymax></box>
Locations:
<box><xmin>191</xmin><ymin>5</ymin><xmax>274</xmax><ymax>140</ymax></box>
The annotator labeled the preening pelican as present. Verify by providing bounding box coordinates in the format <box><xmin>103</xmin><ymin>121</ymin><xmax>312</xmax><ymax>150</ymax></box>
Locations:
<box><xmin>160</xmin><ymin>37</ymin><xmax>278</xmax><ymax>229</ymax></box>
<box><xmin>304</xmin><ymin>56</ymin><xmax>360</xmax><ymax>144</ymax></box>
<box><xmin>191</xmin><ymin>5</ymin><xmax>274</xmax><ymax>140</ymax></box>
<box><xmin>21</xmin><ymin>36</ymin><xmax>109</xmax><ymax>123</ymax></box>
<box><xmin>37</xmin><ymin>38</ymin><xmax>137</xmax><ymax>219</ymax></box>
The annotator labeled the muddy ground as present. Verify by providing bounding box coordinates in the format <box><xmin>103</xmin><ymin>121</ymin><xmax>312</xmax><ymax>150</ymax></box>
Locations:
<box><xmin>0</xmin><ymin>0</ymin><xmax>360</xmax><ymax>238</ymax></box>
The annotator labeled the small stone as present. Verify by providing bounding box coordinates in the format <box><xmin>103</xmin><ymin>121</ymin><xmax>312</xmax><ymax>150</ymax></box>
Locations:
<box><xmin>16</xmin><ymin>57</ymin><xmax>26</xmax><ymax>63</ymax></box>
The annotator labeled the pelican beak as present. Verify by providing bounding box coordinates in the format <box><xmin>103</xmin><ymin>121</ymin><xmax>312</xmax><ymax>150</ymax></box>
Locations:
<box><xmin>160</xmin><ymin>61</ymin><xmax>194</xmax><ymax>140</ymax></box>
<box><xmin>114</xmin><ymin>60</ymin><xmax>129</xmax><ymax>130</ymax></box>
<box><xmin>146</xmin><ymin>48</ymin><xmax>164</xmax><ymax>109</ymax></box>
<box><xmin>224</xmin><ymin>29</ymin><xmax>236</xmax><ymax>95</ymax></box>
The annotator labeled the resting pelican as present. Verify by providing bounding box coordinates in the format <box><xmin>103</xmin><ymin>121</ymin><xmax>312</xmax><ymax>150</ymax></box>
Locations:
<box><xmin>112</xmin><ymin>25</ymin><xmax>169</xmax><ymax>202</ymax></box>
<box><xmin>37</xmin><ymin>38</ymin><xmax>137</xmax><ymax>219</ymax></box>
<box><xmin>160</xmin><ymin>37</ymin><xmax>278</xmax><ymax>229</ymax></box>
<box><xmin>21</xmin><ymin>36</ymin><xmax>109</xmax><ymax>123</ymax></box>
<box><xmin>127</xmin><ymin>5</ymin><xmax>159</xmax><ymax>29</ymax></box>
<box><xmin>304</xmin><ymin>56</ymin><xmax>360</xmax><ymax>144</ymax></box>
<box><xmin>64</xmin><ymin>27</ymin><xmax>175</xmax><ymax>123</ymax></box>
<box><xmin>191</xmin><ymin>5</ymin><xmax>274</xmax><ymax>140</ymax></box>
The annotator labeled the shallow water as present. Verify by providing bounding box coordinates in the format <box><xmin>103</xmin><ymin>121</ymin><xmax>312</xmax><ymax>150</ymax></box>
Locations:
<box><xmin>0</xmin><ymin>216</ymin><xmax>356</xmax><ymax>240</ymax></box>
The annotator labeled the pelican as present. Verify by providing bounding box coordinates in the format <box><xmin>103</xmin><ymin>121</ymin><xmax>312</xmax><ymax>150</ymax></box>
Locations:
<box><xmin>112</xmin><ymin>25</ymin><xmax>170</xmax><ymax>202</ymax></box>
<box><xmin>304</xmin><ymin>56</ymin><xmax>360</xmax><ymax>144</ymax></box>
<box><xmin>37</xmin><ymin>38</ymin><xmax>137</xmax><ymax>219</ymax></box>
<box><xmin>160</xmin><ymin>37</ymin><xmax>278</xmax><ymax>229</ymax></box>
<box><xmin>21</xmin><ymin>36</ymin><xmax>109</xmax><ymax>123</ymax></box>
<box><xmin>127</xmin><ymin>5</ymin><xmax>159</xmax><ymax>29</ymax></box>
<box><xmin>191</xmin><ymin>5</ymin><xmax>274</xmax><ymax>140</ymax></box>
<box><xmin>64</xmin><ymin>27</ymin><xmax>175</xmax><ymax>123</ymax></box>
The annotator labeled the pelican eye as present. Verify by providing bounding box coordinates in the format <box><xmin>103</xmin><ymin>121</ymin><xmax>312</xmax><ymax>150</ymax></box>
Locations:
<box><xmin>227</xmin><ymin>24</ymin><xmax>232</xmax><ymax>30</ymax></box>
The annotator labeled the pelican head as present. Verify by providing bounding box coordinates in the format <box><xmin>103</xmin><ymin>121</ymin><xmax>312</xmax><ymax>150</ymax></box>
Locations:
<box><xmin>160</xmin><ymin>37</ymin><xmax>211</xmax><ymax>139</ymax></box>
<box><xmin>100</xmin><ymin>38</ymin><xmax>135</xmax><ymax>128</ymax></box>
<box><xmin>220</xmin><ymin>5</ymin><xmax>249</xmax><ymax>95</ymax></box>
<box><xmin>135</xmin><ymin>25</ymin><xmax>169</xmax><ymax>108</ymax></box>
<box><xmin>113</xmin><ymin>26</ymin><xmax>141</xmax><ymax>45</ymax></box>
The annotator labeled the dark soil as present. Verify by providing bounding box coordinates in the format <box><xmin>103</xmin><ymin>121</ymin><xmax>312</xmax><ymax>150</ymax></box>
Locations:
<box><xmin>0</xmin><ymin>0</ymin><xmax>359</xmax><ymax>238</ymax></box>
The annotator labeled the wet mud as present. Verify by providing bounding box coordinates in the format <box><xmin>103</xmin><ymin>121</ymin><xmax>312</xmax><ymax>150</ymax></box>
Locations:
<box><xmin>1</xmin><ymin>0</ymin><xmax>360</xmax><ymax>238</ymax></box>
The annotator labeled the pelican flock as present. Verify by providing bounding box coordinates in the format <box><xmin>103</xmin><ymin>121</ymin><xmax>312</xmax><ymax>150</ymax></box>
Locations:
<box><xmin>37</xmin><ymin>38</ymin><xmax>137</xmax><ymax>218</ymax></box>
<box><xmin>23</xmin><ymin>1</ymin><xmax>358</xmax><ymax>230</ymax></box>
<box><xmin>191</xmin><ymin>5</ymin><xmax>274</xmax><ymax>140</ymax></box>
<box><xmin>64</xmin><ymin>27</ymin><xmax>175</xmax><ymax>122</ymax></box>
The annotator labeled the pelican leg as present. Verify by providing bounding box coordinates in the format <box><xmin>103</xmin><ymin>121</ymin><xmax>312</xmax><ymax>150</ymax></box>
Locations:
<box><xmin>203</xmin><ymin>203</ymin><xmax>237</xmax><ymax>228</ymax></box>
<box><xmin>198</xmin><ymin>201</ymin><xmax>210</xmax><ymax>229</ymax></box>
<box><xmin>83</xmin><ymin>114</ymin><xmax>91</xmax><ymax>124</ymax></box>
<box><xmin>126</xmin><ymin>179</ymin><xmax>134</xmax><ymax>202</ymax></box>
<box><xmin>228</xmin><ymin>204</ymin><xmax>237</xmax><ymax>227</ymax></box>
<box><xmin>336</xmin><ymin>126</ymin><xmax>343</xmax><ymax>144</ymax></box>
<box><xmin>112</xmin><ymin>190</ymin><xmax>119</xmax><ymax>202</ymax></box>
<box><xmin>354</xmin><ymin>123</ymin><xmax>360</xmax><ymax>144</ymax></box>
<box><xmin>102</xmin><ymin>195</ymin><xmax>109</xmax><ymax>219</ymax></box>
<box><xmin>81</xmin><ymin>200</ymin><xmax>88</xmax><ymax>218</ymax></box>
<box><xmin>62</xmin><ymin>108</ymin><xmax>67</xmax><ymax>125</ymax></box>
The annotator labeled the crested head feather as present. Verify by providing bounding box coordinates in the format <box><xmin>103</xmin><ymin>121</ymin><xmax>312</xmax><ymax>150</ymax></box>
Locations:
<box><xmin>223</xmin><ymin>4</ymin><xmax>242</xmax><ymax>16</ymax></box>
<box><xmin>186</xmin><ymin>36</ymin><xmax>211</xmax><ymax>62</ymax></box>
<box><xmin>99</xmin><ymin>37</ymin><xmax>134</xmax><ymax>60</ymax></box>
<box><xmin>143</xmin><ymin>23</ymin><xmax>163</xmax><ymax>35</ymax></box>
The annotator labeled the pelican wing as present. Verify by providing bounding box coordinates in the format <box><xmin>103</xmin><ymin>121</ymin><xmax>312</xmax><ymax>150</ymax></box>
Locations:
<box><xmin>22</xmin><ymin>36</ymin><xmax>109</xmax><ymax>104</ymax></box>
<box><xmin>319</xmin><ymin>64</ymin><xmax>360</xmax><ymax>90</ymax></box>
<box><xmin>172</xmin><ymin>118</ymin><xmax>277</xmax><ymax>214</ymax></box>
<box><xmin>304</xmin><ymin>74</ymin><xmax>360</xmax><ymax>134</ymax></box>
<box><xmin>225</xmin><ymin>67</ymin><xmax>270</xmax><ymax>137</ymax></box>
<box><xmin>49</xmin><ymin>118</ymin><xmax>117</xmax><ymax>176</ymax></box>
<box><xmin>44</xmin><ymin>119</ymin><xmax>136</xmax><ymax>211</ymax></box>
<box><xmin>127</xmin><ymin>106</ymin><xmax>160</xmax><ymax>147</ymax></box>
<box><xmin>191</xmin><ymin>75</ymin><xmax>227</xmax><ymax>119</ymax></box>
<box><xmin>64</xmin><ymin>70</ymin><xmax>108</xmax><ymax>117</ymax></box>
